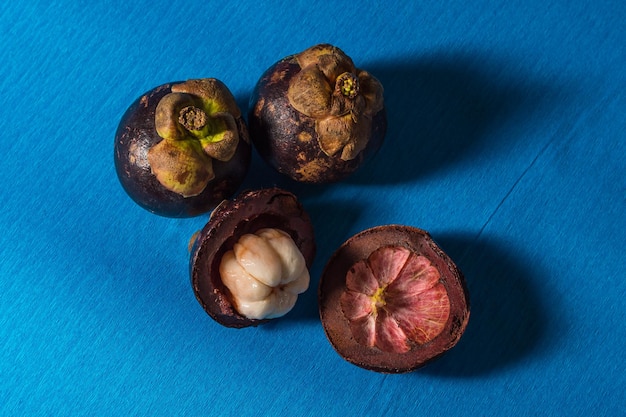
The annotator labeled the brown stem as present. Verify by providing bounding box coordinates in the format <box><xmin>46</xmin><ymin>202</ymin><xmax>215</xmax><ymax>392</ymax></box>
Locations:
<box><xmin>179</xmin><ymin>106</ymin><xmax>208</xmax><ymax>131</ymax></box>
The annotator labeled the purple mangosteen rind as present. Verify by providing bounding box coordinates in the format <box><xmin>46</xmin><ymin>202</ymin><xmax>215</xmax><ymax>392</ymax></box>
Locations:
<box><xmin>114</xmin><ymin>79</ymin><xmax>251</xmax><ymax>218</ymax></box>
<box><xmin>190</xmin><ymin>188</ymin><xmax>316</xmax><ymax>328</ymax></box>
<box><xmin>248</xmin><ymin>44</ymin><xmax>387</xmax><ymax>184</ymax></box>
<box><xmin>318</xmin><ymin>225</ymin><xmax>470</xmax><ymax>373</ymax></box>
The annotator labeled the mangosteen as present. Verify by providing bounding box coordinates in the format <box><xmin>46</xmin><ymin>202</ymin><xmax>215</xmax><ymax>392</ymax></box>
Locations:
<box><xmin>319</xmin><ymin>225</ymin><xmax>470</xmax><ymax>373</ymax></box>
<box><xmin>114</xmin><ymin>78</ymin><xmax>251</xmax><ymax>217</ymax></box>
<box><xmin>190</xmin><ymin>188</ymin><xmax>316</xmax><ymax>328</ymax></box>
<box><xmin>248</xmin><ymin>44</ymin><xmax>387</xmax><ymax>184</ymax></box>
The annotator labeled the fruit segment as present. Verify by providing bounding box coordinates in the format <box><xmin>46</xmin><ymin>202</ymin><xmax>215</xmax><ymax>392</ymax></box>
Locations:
<box><xmin>220</xmin><ymin>228</ymin><xmax>310</xmax><ymax>320</ymax></box>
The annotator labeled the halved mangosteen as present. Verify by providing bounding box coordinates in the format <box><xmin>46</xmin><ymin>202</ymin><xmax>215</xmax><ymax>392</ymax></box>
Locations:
<box><xmin>190</xmin><ymin>188</ymin><xmax>316</xmax><ymax>328</ymax></box>
<box><xmin>319</xmin><ymin>225</ymin><xmax>470</xmax><ymax>373</ymax></box>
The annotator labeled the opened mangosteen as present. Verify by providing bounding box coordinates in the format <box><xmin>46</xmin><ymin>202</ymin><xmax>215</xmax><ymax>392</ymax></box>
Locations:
<box><xmin>319</xmin><ymin>225</ymin><xmax>470</xmax><ymax>373</ymax></box>
<box><xmin>190</xmin><ymin>188</ymin><xmax>316</xmax><ymax>328</ymax></box>
<box><xmin>249</xmin><ymin>44</ymin><xmax>387</xmax><ymax>184</ymax></box>
<box><xmin>114</xmin><ymin>78</ymin><xmax>251</xmax><ymax>217</ymax></box>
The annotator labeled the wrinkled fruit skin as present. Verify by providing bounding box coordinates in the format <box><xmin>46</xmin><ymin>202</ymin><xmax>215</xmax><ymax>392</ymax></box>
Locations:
<box><xmin>190</xmin><ymin>188</ymin><xmax>316</xmax><ymax>328</ymax></box>
<box><xmin>318</xmin><ymin>225</ymin><xmax>470</xmax><ymax>373</ymax></box>
<box><xmin>114</xmin><ymin>80</ymin><xmax>251</xmax><ymax>217</ymax></box>
<box><xmin>249</xmin><ymin>44</ymin><xmax>387</xmax><ymax>184</ymax></box>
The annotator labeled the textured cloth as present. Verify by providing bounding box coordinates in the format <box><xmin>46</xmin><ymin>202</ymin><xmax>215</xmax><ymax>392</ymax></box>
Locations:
<box><xmin>0</xmin><ymin>1</ymin><xmax>624</xmax><ymax>415</ymax></box>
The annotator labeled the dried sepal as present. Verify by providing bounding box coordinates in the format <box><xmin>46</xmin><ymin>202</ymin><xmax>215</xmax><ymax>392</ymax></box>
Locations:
<box><xmin>155</xmin><ymin>92</ymin><xmax>200</xmax><ymax>140</ymax></box>
<box><xmin>147</xmin><ymin>139</ymin><xmax>214</xmax><ymax>197</ymax></box>
<box><xmin>172</xmin><ymin>78</ymin><xmax>241</xmax><ymax>118</ymax></box>
<box><xmin>316</xmin><ymin>111</ymin><xmax>372</xmax><ymax>160</ymax></box>
<box><xmin>199</xmin><ymin>112</ymin><xmax>240</xmax><ymax>161</ymax></box>
<box><xmin>287</xmin><ymin>66</ymin><xmax>332</xmax><ymax>118</ymax></box>
<box><xmin>295</xmin><ymin>44</ymin><xmax>355</xmax><ymax>81</ymax></box>
<box><xmin>358</xmin><ymin>71</ymin><xmax>385</xmax><ymax>115</ymax></box>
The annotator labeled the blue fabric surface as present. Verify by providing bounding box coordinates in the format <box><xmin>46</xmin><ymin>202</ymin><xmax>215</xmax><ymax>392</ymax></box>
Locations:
<box><xmin>1</xmin><ymin>1</ymin><xmax>624</xmax><ymax>415</ymax></box>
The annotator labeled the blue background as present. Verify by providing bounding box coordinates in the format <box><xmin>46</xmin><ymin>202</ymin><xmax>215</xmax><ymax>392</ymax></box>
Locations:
<box><xmin>1</xmin><ymin>1</ymin><xmax>624</xmax><ymax>415</ymax></box>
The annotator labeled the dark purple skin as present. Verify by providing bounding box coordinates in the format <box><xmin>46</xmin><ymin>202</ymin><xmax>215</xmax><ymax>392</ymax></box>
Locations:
<box><xmin>319</xmin><ymin>225</ymin><xmax>470</xmax><ymax>373</ymax></box>
<box><xmin>114</xmin><ymin>82</ymin><xmax>251</xmax><ymax>218</ymax></box>
<box><xmin>248</xmin><ymin>58</ymin><xmax>387</xmax><ymax>184</ymax></box>
<box><xmin>190</xmin><ymin>188</ymin><xmax>316</xmax><ymax>328</ymax></box>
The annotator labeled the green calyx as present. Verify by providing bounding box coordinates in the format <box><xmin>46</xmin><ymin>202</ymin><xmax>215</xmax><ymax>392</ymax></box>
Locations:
<box><xmin>178</xmin><ymin>105</ymin><xmax>231</xmax><ymax>145</ymax></box>
<box><xmin>148</xmin><ymin>79</ymin><xmax>241</xmax><ymax>197</ymax></box>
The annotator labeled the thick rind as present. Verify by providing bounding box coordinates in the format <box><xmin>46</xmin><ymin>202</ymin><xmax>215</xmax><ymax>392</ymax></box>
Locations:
<box><xmin>114</xmin><ymin>80</ymin><xmax>251</xmax><ymax>218</ymax></box>
<box><xmin>318</xmin><ymin>225</ymin><xmax>470</xmax><ymax>373</ymax></box>
<box><xmin>248</xmin><ymin>55</ymin><xmax>386</xmax><ymax>184</ymax></box>
<box><xmin>190</xmin><ymin>188</ymin><xmax>316</xmax><ymax>328</ymax></box>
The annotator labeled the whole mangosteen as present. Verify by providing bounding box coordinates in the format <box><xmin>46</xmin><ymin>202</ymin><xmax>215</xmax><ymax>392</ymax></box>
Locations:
<box><xmin>114</xmin><ymin>78</ymin><xmax>251</xmax><ymax>217</ymax></box>
<box><xmin>249</xmin><ymin>44</ymin><xmax>386</xmax><ymax>183</ymax></box>
<box><xmin>190</xmin><ymin>188</ymin><xmax>316</xmax><ymax>328</ymax></box>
